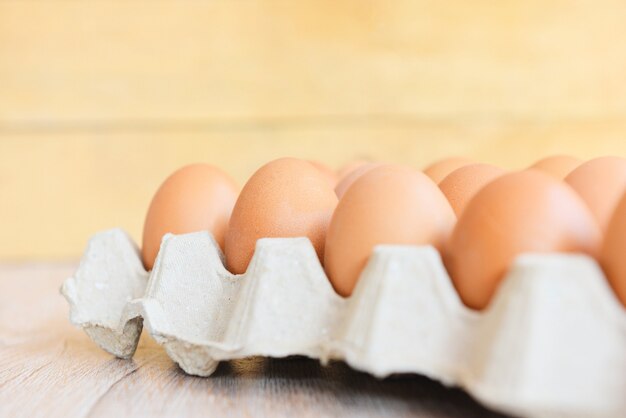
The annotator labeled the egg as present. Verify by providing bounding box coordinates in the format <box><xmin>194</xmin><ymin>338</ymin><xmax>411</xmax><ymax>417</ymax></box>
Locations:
<box><xmin>337</xmin><ymin>160</ymin><xmax>371</xmax><ymax>180</ymax></box>
<box><xmin>142</xmin><ymin>164</ymin><xmax>239</xmax><ymax>270</ymax></box>
<box><xmin>445</xmin><ymin>171</ymin><xmax>601</xmax><ymax>310</ymax></box>
<box><xmin>309</xmin><ymin>160</ymin><xmax>338</xmax><ymax>187</ymax></box>
<box><xmin>225</xmin><ymin>158</ymin><xmax>338</xmax><ymax>274</ymax></box>
<box><xmin>527</xmin><ymin>155</ymin><xmax>582</xmax><ymax>179</ymax></box>
<box><xmin>334</xmin><ymin>162</ymin><xmax>382</xmax><ymax>198</ymax></box>
<box><xmin>423</xmin><ymin>157</ymin><xmax>474</xmax><ymax>184</ymax></box>
<box><xmin>600</xmin><ymin>191</ymin><xmax>626</xmax><ymax>307</ymax></box>
<box><xmin>325</xmin><ymin>165</ymin><xmax>456</xmax><ymax>297</ymax></box>
<box><xmin>565</xmin><ymin>156</ymin><xmax>626</xmax><ymax>233</ymax></box>
<box><xmin>438</xmin><ymin>163</ymin><xmax>506</xmax><ymax>216</ymax></box>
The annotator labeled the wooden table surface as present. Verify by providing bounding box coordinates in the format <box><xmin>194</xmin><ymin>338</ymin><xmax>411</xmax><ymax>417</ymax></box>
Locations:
<box><xmin>0</xmin><ymin>262</ymin><xmax>510</xmax><ymax>418</ymax></box>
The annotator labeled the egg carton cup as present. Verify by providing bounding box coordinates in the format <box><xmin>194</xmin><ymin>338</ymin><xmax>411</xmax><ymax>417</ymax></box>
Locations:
<box><xmin>61</xmin><ymin>228</ymin><xmax>626</xmax><ymax>418</ymax></box>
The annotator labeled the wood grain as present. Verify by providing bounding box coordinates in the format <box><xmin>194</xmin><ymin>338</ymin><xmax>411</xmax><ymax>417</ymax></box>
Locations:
<box><xmin>0</xmin><ymin>263</ymin><xmax>509</xmax><ymax>417</ymax></box>
<box><xmin>2</xmin><ymin>1</ymin><xmax>626</xmax><ymax>122</ymax></box>
<box><xmin>1</xmin><ymin>123</ymin><xmax>626</xmax><ymax>260</ymax></box>
<box><xmin>1</xmin><ymin>0</ymin><xmax>626</xmax><ymax>260</ymax></box>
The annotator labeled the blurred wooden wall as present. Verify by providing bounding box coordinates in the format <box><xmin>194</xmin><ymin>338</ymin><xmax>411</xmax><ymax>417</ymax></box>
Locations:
<box><xmin>1</xmin><ymin>1</ymin><xmax>626</xmax><ymax>259</ymax></box>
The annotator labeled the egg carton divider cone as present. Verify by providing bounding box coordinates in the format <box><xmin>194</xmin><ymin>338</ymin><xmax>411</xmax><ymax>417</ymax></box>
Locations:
<box><xmin>61</xmin><ymin>229</ymin><xmax>626</xmax><ymax>418</ymax></box>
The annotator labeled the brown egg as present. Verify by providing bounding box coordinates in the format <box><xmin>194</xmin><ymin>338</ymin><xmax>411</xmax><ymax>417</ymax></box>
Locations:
<box><xmin>600</xmin><ymin>192</ymin><xmax>626</xmax><ymax>307</ymax></box>
<box><xmin>334</xmin><ymin>162</ymin><xmax>382</xmax><ymax>198</ymax></box>
<box><xmin>225</xmin><ymin>158</ymin><xmax>338</xmax><ymax>274</ymax></box>
<box><xmin>565</xmin><ymin>156</ymin><xmax>626</xmax><ymax>233</ymax></box>
<box><xmin>445</xmin><ymin>171</ymin><xmax>601</xmax><ymax>310</ymax></box>
<box><xmin>325</xmin><ymin>165</ymin><xmax>456</xmax><ymax>297</ymax></box>
<box><xmin>528</xmin><ymin>155</ymin><xmax>582</xmax><ymax>179</ymax></box>
<box><xmin>309</xmin><ymin>160</ymin><xmax>338</xmax><ymax>187</ymax></box>
<box><xmin>142</xmin><ymin>164</ymin><xmax>239</xmax><ymax>270</ymax></box>
<box><xmin>439</xmin><ymin>163</ymin><xmax>506</xmax><ymax>217</ymax></box>
<box><xmin>337</xmin><ymin>160</ymin><xmax>371</xmax><ymax>180</ymax></box>
<box><xmin>423</xmin><ymin>157</ymin><xmax>474</xmax><ymax>184</ymax></box>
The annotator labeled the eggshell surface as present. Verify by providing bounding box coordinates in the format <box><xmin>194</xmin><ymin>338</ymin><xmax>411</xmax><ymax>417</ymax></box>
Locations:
<box><xmin>528</xmin><ymin>155</ymin><xmax>581</xmax><ymax>179</ymax></box>
<box><xmin>325</xmin><ymin>165</ymin><xmax>456</xmax><ymax>297</ymax></box>
<box><xmin>309</xmin><ymin>160</ymin><xmax>338</xmax><ymax>187</ymax></box>
<box><xmin>601</xmin><ymin>192</ymin><xmax>626</xmax><ymax>307</ymax></box>
<box><xmin>337</xmin><ymin>160</ymin><xmax>371</xmax><ymax>180</ymax></box>
<box><xmin>438</xmin><ymin>163</ymin><xmax>506</xmax><ymax>216</ymax></box>
<box><xmin>424</xmin><ymin>157</ymin><xmax>474</xmax><ymax>184</ymax></box>
<box><xmin>225</xmin><ymin>158</ymin><xmax>338</xmax><ymax>274</ymax></box>
<box><xmin>142</xmin><ymin>164</ymin><xmax>239</xmax><ymax>270</ymax></box>
<box><xmin>565</xmin><ymin>156</ymin><xmax>626</xmax><ymax>233</ymax></box>
<box><xmin>445</xmin><ymin>170</ymin><xmax>601</xmax><ymax>310</ymax></box>
<box><xmin>334</xmin><ymin>162</ymin><xmax>382</xmax><ymax>198</ymax></box>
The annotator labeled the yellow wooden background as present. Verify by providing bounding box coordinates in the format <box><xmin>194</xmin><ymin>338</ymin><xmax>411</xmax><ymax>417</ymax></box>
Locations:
<box><xmin>1</xmin><ymin>1</ymin><xmax>626</xmax><ymax>260</ymax></box>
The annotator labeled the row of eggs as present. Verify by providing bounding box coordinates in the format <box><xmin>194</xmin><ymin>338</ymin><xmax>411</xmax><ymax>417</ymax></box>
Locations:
<box><xmin>140</xmin><ymin>155</ymin><xmax>626</xmax><ymax>311</ymax></box>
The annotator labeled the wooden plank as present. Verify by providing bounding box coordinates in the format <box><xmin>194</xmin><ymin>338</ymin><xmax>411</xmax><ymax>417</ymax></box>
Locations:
<box><xmin>0</xmin><ymin>263</ymin><xmax>508</xmax><ymax>418</ymax></box>
<box><xmin>1</xmin><ymin>0</ymin><xmax>626</xmax><ymax>123</ymax></box>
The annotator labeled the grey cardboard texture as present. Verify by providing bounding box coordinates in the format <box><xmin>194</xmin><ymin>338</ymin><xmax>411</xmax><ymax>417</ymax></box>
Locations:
<box><xmin>62</xmin><ymin>229</ymin><xmax>626</xmax><ymax>418</ymax></box>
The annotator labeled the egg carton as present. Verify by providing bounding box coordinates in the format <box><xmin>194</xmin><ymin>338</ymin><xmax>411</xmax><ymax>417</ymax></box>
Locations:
<box><xmin>61</xmin><ymin>229</ymin><xmax>626</xmax><ymax>418</ymax></box>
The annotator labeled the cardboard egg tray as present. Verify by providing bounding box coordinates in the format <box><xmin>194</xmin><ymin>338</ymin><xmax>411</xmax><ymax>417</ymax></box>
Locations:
<box><xmin>61</xmin><ymin>228</ymin><xmax>626</xmax><ymax>418</ymax></box>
